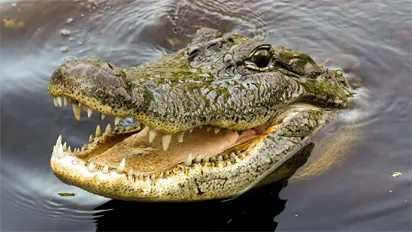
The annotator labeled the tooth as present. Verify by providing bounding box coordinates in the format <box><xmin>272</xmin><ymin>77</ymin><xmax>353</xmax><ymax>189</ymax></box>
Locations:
<box><xmin>189</xmin><ymin>128</ymin><xmax>193</xmax><ymax>133</ymax></box>
<box><xmin>57</xmin><ymin>97</ymin><xmax>63</xmax><ymax>107</ymax></box>
<box><xmin>115</xmin><ymin>116</ymin><xmax>121</xmax><ymax>125</ymax></box>
<box><xmin>185</xmin><ymin>153</ymin><xmax>193</xmax><ymax>166</ymax></box>
<box><xmin>63</xmin><ymin>97</ymin><xmax>68</xmax><ymax>106</ymax></box>
<box><xmin>56</xmin><ymin>135</ymin><xmax>62</xmax><ymax>147</ymax></box>
<box><xmin>207</xmin><ymin>127</ymin><xmax>211</xmax><ymax>132</ymax></box>
<box><xmin>105</xmin><ymin>124</ymin><xmax>112</xmax><ymax>134</ymax></box>
<box><xmin>203</xmin><ymin>156</ymin><xmax>210</xmax><ymax>163</ymax></box>
<box><xmin>87</xmin><ymin>108</ymin><xmax>93</xmax><ymax>118</ymax></box>
<box><xmin>177</xmin><ymin>131</ymin><xmax>185</xmax><ymax>143</ymax></box>
<box><xmin>100</xmin><ymin>113</ymin><xmax>106</xmax><ymax>120</ymax></box>
<box><xmin>116</xmin><ymin>158</ymin><xmax>126</xmax><ymax>174</ymax></box>
<box><xmin>89</xmin><ymin>135</ymin><xmax>93</xmax><ymax>143</ymax></box>
<box><xmin>72</xmin><ymin>103</ymin><xmax>81</xmax><ymax>120</ymax></box>
<box><xmin>217</xmin><ymin>155</ymin><xmax>223</xmax><ymax>161</ymax></box>
<box><xmin>68</xmin><ymin>146</ymin><xmax>72</xmax><ymax>152</ymax></box>
<box><xmin>162</xmin><ymin>134</ymin><xmax>172</xmax><ymax>151</ymax></box>
<box><xmin>127</xmin><ymin>170</ymin><xmax>134</xmax><ymax>178</ymax></box>
<box><xmin>81</xmin><ymin>145</ymin><xmax>85</xmax><ymax>152</ymax></box>
<box><xmin>53</xmin><ymin>97</ymin><xmax>59</xmax><ymax>107</ymax></box>
<box><xmin>195</xmin><ymin>154</ymin><xmax>202</xmax><ymax>163</ymax></box>
<box><xmin>95</xmin><ymin>125</ymin><xmax>102</xmax><ymax>137</ymax></box>
<box><xmin>87</xmin><ymin>162</ymin><xmax>95</xmax><ymax>172</ymax></box>
<box><xmin>148</xmin><ymin>129</ymin><xmax>157</xmax><ymax>143</ymax></box>
<box><xmin>102</xmin><ymin>164</ymin><xmax>109</xmax><ymax>174</ymax></box>
<box><xmin>63</xmin><ymin>142</ymin><xmax>67</xmax><ymax>151</ymax></box>
<box><xmin>52</xmin><ymin>145</ymin><xmax>57</xmax><ymax>156</ymax></box>
<box><xmin>214</xmin><ymin>128</ymin><xmax>221</xmax><ymax>134</ymax></box>
<box><xmin>57</xmin><ymin>144</ymin><xmax>64</xmax><ymax>158</ymax></box>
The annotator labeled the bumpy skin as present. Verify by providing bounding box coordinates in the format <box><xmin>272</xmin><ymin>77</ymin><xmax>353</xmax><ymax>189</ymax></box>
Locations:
<box><xmin>48</xmin><ymin>28</ymin><xmax>353</xmax><ymax>201</ymax></box>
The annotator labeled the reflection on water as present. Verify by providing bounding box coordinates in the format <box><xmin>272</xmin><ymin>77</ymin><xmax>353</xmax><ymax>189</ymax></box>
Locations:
<box><xmin>0</xmin><ymin>0</ymin><xmax>411</xmax><ymax>231</ymax></box>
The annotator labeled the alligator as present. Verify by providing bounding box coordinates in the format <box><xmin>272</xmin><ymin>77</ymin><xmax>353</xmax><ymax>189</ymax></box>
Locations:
<box><xmin>48</xmin><ymin>28</ymin><xmax>353</xmax><ymax>201</ymax></box>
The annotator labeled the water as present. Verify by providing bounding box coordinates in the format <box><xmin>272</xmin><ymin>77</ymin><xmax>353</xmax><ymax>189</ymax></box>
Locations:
<box><xmin>1</xmin><ymin>0</ymin><xmax>411</xmax><ymax>231</ymax></box>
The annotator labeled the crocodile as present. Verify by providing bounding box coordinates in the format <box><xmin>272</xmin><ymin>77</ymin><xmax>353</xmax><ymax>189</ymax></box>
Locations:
<box><xmin>48</xmin><ymin>28</ymin><xmax>353</xmax><ymax>201</ymax></box>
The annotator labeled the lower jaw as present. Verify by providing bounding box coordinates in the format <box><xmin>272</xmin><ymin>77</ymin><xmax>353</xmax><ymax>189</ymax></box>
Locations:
<box><xmin>50</xmin><ymin>124</ymin><xmax>286</xmax><ymax>201</ymax></box>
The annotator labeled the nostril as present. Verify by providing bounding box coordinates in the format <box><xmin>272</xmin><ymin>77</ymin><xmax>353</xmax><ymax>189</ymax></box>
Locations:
<box><xmin>187</xmin><ymin>46</ymin><xmax>200</xmax><ymax>59</ymax></box>
<box><xmin>107</xmin><ymin>63</ymin><xmax>114</xmax><ymax>70</ymax></box>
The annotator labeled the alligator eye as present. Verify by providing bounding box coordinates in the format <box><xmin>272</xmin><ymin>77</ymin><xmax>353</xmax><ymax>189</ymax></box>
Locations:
<box><xmin>250</xmin><ymin>49</ymin><xmax>271</xmax><ymax>68</ymax></box>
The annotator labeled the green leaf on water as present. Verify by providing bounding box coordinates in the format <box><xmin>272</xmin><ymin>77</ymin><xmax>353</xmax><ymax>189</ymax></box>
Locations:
<box><xmin>58</xmin><ymin>192</ymin><xmax>76</xmax><ymax>197</ymax></box>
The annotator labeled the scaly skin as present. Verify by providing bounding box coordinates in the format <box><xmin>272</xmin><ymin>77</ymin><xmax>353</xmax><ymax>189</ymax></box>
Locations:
<box><xmin>48</xmin><ymin>28</ymin><xmax>353</xmax><ymax>201</ymax></box>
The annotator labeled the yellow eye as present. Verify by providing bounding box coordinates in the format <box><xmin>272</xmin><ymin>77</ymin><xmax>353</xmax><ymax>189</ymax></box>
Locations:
<box><xmin>250</xmin><ymin>49</ymin><xmax>271</xmax><ymax>68</ymax></box>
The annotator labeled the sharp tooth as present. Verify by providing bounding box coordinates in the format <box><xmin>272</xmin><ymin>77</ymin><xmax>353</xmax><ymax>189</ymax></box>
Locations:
<box><xmin>189</xmin><ymin>128</ymin><xmax>193</xmax><ymax>133</ymax></box>
<box><xmin>116</xmin><ymin>158</ymin><xmax>126</xmax><ymax>174</ymax></box>
<box><xmin>87</xmin><ymin>108</ymin><xmax>93</xmax><ymax>118</ymax></box>
<box><xmin>89</xmin><ymin>135</ymin><xmax>93</xmax><ymax>143</ymax></box>
<box><xmin>68</xmin><ymin>146</ymin><xmax>72</xmax><ymax>152</ymax></box>
<box><xmin>115</xmin><ymin>116</ymin><xmax>121</xmax><ymax>125</ymax></box>
<box><xmin>57</xmin><ymin>145</ymin><xmax>64</xmax><ymax>158</ymax></box>
<box><xmin>177</xmin><ymin>131</ymin><xmax>185</xmax><ymax>143</ymax></box>
<box><xmin>72</xmin><ymin>103</ymin><xmax>81</xmax><ymax>120</ymax></box>
<box><xmin>148</xmin><ymin>129</ymin><xmax>157</xmax><ymax>143</ymax></box>
<box><xmin>95</xmin><ymin>125</ymin><xmax>102</xmax><ymax>137</ymax></box>
<box><xmin>56</xmin><ymin>135</ymin><xmax>62</xmax><ymax>147</ymax></box>
<box><xmin>53</xmin><ymin>97</ymin><xmax>59</xmax><ymax>107</ymax></box>
<box><xmin>57</xmin><ymin>97</ymin><xmax>63</xmax><ymax>107</ymax></box>
<box><xmin>63</xmin><ymin>142</ymin><xmax>67</xmax><ymax>151</ymax></box>
<box><xmin>102</xmin><ymin>164</ymin><xmax>109</xmax><ymax>174</ymax></box>
<box><xmin>100</xmin><ymin>113</ymin><xmax>106</xmax><ymax>120</ymax></box>
<box><xmin>185</xmin><ymin>153</ymin><xmax>193</xmax><ymax>166</ymax></box>
<box><xmin>87</xmin><ymin>162</ymin><xmax>95</xmax><ymax>172</ymax></box>
<box><xmin>105</xmin><ymin>124</ymin><xmax>112</xmax><ymax>134</ymax></box>
<box><xmin>214</xmin><ymin>128</ymin><xmax>221</xmax><ymax>134</ymax></box>
<box><xmin>63</xmin><ymin>97</ymin><xmax>68</xmax><ymax>106</ymax></box>
<box><xmin>52</xmin><ymin>145</ymin><xmax>57</xmax><ymax>156</ymax></box>
<box><xmin>217</xmin><ymin>155</ymin><xmax>223</xmax><ymax>161</ymax></box>
<box><xmin>207</xmin><ymin>127</ymin><xmax>211</xmax><ymax>132</ymax></box>
<box><xmin>195</xmin><ymin>154</ymin><xmax>202</xmax><ymax>163</ymax></box>
<box><xmin>162</xmin><ymin>134</ymin><xmax>172</xmax><ymax>151</ymax></box>
<box><xmin>127</xmin><ymin>170</ymin><xmax>134</xmax><ymax>178</ymax></box>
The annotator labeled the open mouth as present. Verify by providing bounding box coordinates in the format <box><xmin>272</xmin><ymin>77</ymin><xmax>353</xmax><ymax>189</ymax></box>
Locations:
<box><xmin>50</xmin><ymin>95</ymin><xmax>275</xmax><ymax>180</ymax></box>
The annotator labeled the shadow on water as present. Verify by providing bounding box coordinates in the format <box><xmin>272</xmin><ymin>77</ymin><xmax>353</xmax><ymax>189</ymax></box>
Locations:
<box><xmin>93</xmin><ymin>144</ymin><xmax>315</xmax><ymax>231</ymax></box>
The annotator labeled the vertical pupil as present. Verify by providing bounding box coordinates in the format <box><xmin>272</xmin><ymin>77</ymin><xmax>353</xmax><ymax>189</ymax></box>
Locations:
<box><xmin>252</xmin><ymin>49</ymin><xmax>270</xmax><ymax>68</ymax></box>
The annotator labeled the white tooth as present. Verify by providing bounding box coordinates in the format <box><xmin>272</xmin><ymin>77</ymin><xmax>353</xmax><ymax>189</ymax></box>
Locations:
<box><xmin>100</xmin><ymin>114</ymin><xmax>106</xmax><ymax>120</ymax></box>
<box><xmin>127</xmin><ymin>170</ymin><xmax>134</xmax><ymax>178</ymax></box>
<box><xmin>56</xmin><ymin>135</ymin><xmax>62</xmax><ymax>147</ymax></box>
<box><xmin>63</xmin><ymin>97</ymin><xmax>68</xmax><ymax>106</ymax></box>
<box><xmin>89</xmin><ymin>135</ymin><xmax>93</xmax><ymax>143</ymax></box>
<box><xmin>185</xmin><ymin>153</ymin><xmax>193</xmax><ymax>166</ymax></box>
<box><xmin>162</xmin><ymin>134</ymin><xmax>172</xmax><ymax>151</ymax></box>
<box><xmin>177</xmin><ymin>131</ymin><xmax>185</xmax><ymax>143</ymax></box>
<box><xmin>87</xmin><ymin>108</ymin><xmax>93</xmax><ymax>118</ymax></box>
<box><xmin>105</xmin><ymin>124</ymin><xmax>112</xmax><ymax>134</ymax></box>
<box><xmin>102</xmin><ymin>164</ymin><xmax>109</xmax><ymax>174</ymax></box>
<box><xmin>195</xmin><ymin>154</ymin><xmax>202</xmax><ymax>163</ymax></box>
<box><xmin>116</xmin><ymin>158</ymin><xmax>126</xmax><ymax>174</ymax></box>
<box><xmin>72</xmin><ymin>103</ymin><xmax>81</xmax><ymax>120</ymax></box>
<box><xmin>87</xmin><ymin>162</ymin><xmax>95</xmax><ymax>172</ymax></box>
<box><xmin>95</xmin><ymin>125</ymin><xmax>102</xmax><ymax>137</ymax></box>
<box><xmin>189</xmin><ymin>128</ymin><xmax>194</xmax><ymax>133</ymax></box>
<box><xmin>115</xmin><ymin>116</ymin><xmax>121</xmax><ymax>125</ymax></box>
<box><xmin>214</xmin><ymin>128</ymin><xmax>221</xmax><ymax>134</ymax></box>
<box><xmin>63</xmin><ymin>142</ymin><xmax>67</xmax><ymax>151</ymax></box>
<box><xmin>53</xmin><ymin>97</ymin><xmax>59</xmax><ymax>107</ymax></box>
<box><xmin>148</xmin><ymin>129</ymin><xmax>157</xmax><ymax>143</ymax></box>
<box><xmin>52</xmin><ymin>145</ymin><xmax>57</xmax><ymax>156</ymax></box>
<box><xmin>57</xmin><ymin>97</ymin><xmax>63</xmax><ymax>107</ymax></box>
<box><xmin>207</xmin><ymin>127</ymin><xmax>211</xmax><ymax>132</ymax></box>
<box><xmin>57</xmin><ymin>144</ymin><xmax>64</xmax><ymax>158</ymax></box>
<box><xmin>68</xmin><ymin>146</ymin><xmax>72</xmax><ymax>152</ymax></box>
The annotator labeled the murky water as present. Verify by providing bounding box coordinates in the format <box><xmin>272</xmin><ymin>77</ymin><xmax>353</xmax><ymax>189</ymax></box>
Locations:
<box><xmin>1</xmin><ymin>0</ymin><xmax>411</xmax><ymax>231</ymax></box>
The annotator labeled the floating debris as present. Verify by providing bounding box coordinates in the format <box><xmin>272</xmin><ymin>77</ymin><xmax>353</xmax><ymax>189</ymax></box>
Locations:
<box><xmin>61</xmin><ymin>46</ymin><xmax>68</xmax><ymax>52</ymax></box>
<box><xmin>66</xmin><ymin>18</ymin><xmax>74</xmax><ymax>24</ymax></box>
<box><xmin>60</xmin><ymin>29</ymin><xmax>71</xmax><ymax>36</ymax></box>
<box><xmin>58</xmin><ymin>192</ymin><xmax>76</xmax><ymax>197</ymax></box>
<box><xmin>2</xmin><ymin>19</ymin><xmax>24</xmax><ymax>30</ymax></box>
<box><xmin>392</xmin><ymin>172</ymin><xmax>402</xmax><ymax>177</ymax></box>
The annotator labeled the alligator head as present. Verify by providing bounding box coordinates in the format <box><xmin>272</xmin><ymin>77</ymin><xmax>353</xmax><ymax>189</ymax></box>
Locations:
<box><xmin>48</xmin><ymin>28</ymin><xmax>352</xmax><ymax>201</ymax></box>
